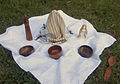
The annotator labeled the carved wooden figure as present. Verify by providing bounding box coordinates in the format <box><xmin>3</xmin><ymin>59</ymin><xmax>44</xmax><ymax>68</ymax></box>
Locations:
<box><xmin>24</xmin><ymin>16</ymin><xmax>33</xmax><ymax>40</ymax></box>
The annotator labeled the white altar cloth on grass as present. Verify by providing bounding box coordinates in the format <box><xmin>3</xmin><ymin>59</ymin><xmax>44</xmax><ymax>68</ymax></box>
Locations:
<box><xmin>0</xmin><ymin>10</ymin><xmax>116</xmax><ymax>84</ymax></box>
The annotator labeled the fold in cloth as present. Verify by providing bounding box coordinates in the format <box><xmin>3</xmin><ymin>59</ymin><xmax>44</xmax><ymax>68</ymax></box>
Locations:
<box><xmin>0</xmin><ymin>10</ymin><xmax>116</xmax><ymax>84</ymax></box>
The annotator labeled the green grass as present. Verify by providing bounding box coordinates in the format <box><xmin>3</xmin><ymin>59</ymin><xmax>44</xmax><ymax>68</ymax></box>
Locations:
<box><xmin>0</xmin><ymin>0</ymin><xmax>120</xmax><ymax>84</ymax></box>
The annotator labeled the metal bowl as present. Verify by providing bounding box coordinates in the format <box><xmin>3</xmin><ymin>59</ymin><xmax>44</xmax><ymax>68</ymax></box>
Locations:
<box><xmin>48</xmin><ymin>45</ymin><xmax>62</xmax><ymax>59</ymax></box>
<box><xmin>19</xmin><ymin>45</ymin><xmax>34</xmax><ymax>57</ymax></box>
<box><xmin>78</xmin><ymin>45</ymin><xmax>93</xmax><ymax>58</ymax></box>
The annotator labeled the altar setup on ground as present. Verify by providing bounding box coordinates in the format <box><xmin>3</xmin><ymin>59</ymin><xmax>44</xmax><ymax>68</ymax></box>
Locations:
<box><xmin>0</xmin><ymin>10</ymin><xmax>116</xmax><ymax>84</ymax></box>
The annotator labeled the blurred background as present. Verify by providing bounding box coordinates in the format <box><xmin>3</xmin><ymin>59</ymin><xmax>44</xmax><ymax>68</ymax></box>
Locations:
<box><xmin>0</xmin><ymin>0</ymin><xmax>120</xmax><ymax>84</ymax></box>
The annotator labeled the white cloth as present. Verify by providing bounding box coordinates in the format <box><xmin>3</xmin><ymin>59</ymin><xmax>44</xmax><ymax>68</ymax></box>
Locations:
<box><xmin>0</xmin><ymin>10</ymin><xmax>116</xmax><ymax>84</ymax></box>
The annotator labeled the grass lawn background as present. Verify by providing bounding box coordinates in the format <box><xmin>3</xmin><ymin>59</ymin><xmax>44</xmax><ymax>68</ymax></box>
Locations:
<box><xmin>0</xmin><ymin>0</ymin><xmax>120</xmax><ymax>84</ymax></box>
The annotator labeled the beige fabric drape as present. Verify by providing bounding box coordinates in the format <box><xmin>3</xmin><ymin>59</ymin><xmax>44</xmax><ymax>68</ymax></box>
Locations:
<box><xmin>46</xmin><ymin>10</ymin><xmax>66</xmax><ymax>43</ymax></box>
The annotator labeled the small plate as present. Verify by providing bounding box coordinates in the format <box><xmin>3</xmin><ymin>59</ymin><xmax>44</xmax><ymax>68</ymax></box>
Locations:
<box><xmin>78</xmin><ymin>45</ymin><xmax>93</xmax><ymax>58</ymax></box>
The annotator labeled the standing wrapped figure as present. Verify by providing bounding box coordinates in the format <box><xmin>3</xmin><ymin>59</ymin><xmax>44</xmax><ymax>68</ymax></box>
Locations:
<box><xmin>46</xmin><ymin>10</ymin><xmax>67</xmax><ymax>43</ymax></box>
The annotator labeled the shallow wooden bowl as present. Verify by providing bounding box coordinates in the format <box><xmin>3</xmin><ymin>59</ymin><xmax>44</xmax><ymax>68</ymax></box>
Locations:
<box><xmin>48</xmin><ymin>45</ymin><xmax>62</xmax><ymax>59</ymax></box>
<box><xmin>19</xmin><ymin>45</ymin><xmax>34</xmax><ymax>57</ymax></box>
<box><xmin>78</xmin><ymin>45</ymin><xmax>93</xmax><ymax>58</ymax></box>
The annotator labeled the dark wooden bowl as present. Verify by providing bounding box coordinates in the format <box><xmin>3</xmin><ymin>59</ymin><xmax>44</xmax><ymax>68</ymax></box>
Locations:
<box><xmin>48</xmin><ymin>45</ymin><xmax>62</xmax><ymax>59</ymax></box>
<box><xmin>19</xmin><ymin>45</ymin><xmax>34</xmax><ymax>57</ymax></box>
<box><xmin>78</xmin><ymin>45</ymin><xmax>93</xmax><ymax>58</ymax></box>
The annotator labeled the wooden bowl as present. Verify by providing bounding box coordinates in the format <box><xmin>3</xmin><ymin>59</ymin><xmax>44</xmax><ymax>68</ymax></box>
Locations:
<box><xmin>19</xmin><ymin>45</ymin><xmax>34</xmax><ymax>57</ymax></box>
<box><xmin>48</xmin><ymin>45</ymin><xmax>62</xmax><ymax>59</ymax></box>
<box><xmin>78</xmin><ymin>45</ymin><xmax>93</xmax><ymax>58</ymax></box>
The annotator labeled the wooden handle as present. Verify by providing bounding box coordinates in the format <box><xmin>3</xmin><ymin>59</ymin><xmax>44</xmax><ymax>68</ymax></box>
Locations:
<box><xmin>78</xmin><ymin>24</ymin><xmax>87</xmax><ymax>37</ymax></box>
<box><xmin>24</xmin><ymin>16</ymin><xmax>33</xmax><ymax>40</ymax></box>
<box><xmin>104</xmin><ymin>66</ymin><xmax>111</xmax><ymax>80</ymax></box>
